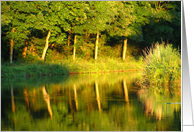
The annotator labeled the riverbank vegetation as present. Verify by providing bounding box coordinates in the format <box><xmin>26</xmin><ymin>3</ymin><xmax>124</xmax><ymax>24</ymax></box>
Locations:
<box><xmin>1</xmin><ymin>56</ymin><xmax>143</xmax><ymax>79</ymax></box>
<box><xmin>1</xmin><ymin>62</ymin><xmax>69</xmax><ymax>78</ymax></box>
<box><xmin>138</xmin><ymin>43</ymin><xmax>181</xmax><ymax>93</ymax></box>
<box><xmin>1</xmin><ymin>1</ymin><xmax>181</xmax><ymax>91</ymax></box>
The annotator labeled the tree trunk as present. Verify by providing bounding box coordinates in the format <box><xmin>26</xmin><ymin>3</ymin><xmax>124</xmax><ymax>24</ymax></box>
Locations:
<box><xmin>22</xmin><ymin>39</ymin><xmax>28</xmax><ymax>58</ymax></box>
<box><xmin>10</xmin><ymin>39</ymin><xmax>14</xmax><ymax>64</ymax></box>
<box><xmin>42</xmin><ymin>30</ymin><xmax>51</xmax><ymax>60</ymax></box>
<box><xmin>73</xmin><ymin>34</ymin><xmax>77</xmax><ymax>60</ymax></box>
<box><xmin>94</xmin><ymin>33</ymin><xmax>99</xmax><ymax>60</ymax></box>
<box><xmin>122</xmin><ymin>38</ymin><xmax>127</xmax><ymax>61</ymax></box>
<box><xmin>10</xmin><ymin>29</ymin><xmax>15</xmax><ymax>64</ymax></box>
<box><xmin>68</xmin><ymin>31</ymin><xmax>71</xmax><ymax>46</ymax></box>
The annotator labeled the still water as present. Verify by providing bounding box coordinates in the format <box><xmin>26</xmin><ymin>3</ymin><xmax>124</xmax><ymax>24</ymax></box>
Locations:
<box><xmin>1</xmin><ymin>72</ymin><xmax>181</xmax><ymax>131</ymax></box>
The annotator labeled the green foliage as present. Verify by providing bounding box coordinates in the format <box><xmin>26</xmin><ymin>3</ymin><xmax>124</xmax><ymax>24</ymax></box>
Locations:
<box><xmin>1</xmin><ymin>1</ymin><xmax>181</xmax><ymax>63</ymax></box>
<box><xmin>1</xmin><ymin>1</ymin><xmax>41</xmax><ymax>49</ymax></box>
<box><xmin>141</xmin><ymin>1</ymin><xmax>181</xmax><ymax>47</ymax></box>
<box><xmin>81</xmin><ymin>1</ymin><xmax>117</xmax><ymax>34</ymax></box>
<box><xmin>22</xmin><ymin>52</ymin><xmax>40</xmax><ymax>63</ymax></box>
<box><xmin>1</xmin><ymin>1</ymin><xmax>181</xmax><ymax>85</ymax></box>
<box><xmin>140</xmin><ymin>42</ymin><xmax>181</xmax><ymax>92</ymax></box>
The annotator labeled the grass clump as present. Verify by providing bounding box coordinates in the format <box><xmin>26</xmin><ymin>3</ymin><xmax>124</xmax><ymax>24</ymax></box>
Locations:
<box><xmin>139</xmin><ymin>42</ymin><xmax>181</xmax><ymax>92</ymax></box>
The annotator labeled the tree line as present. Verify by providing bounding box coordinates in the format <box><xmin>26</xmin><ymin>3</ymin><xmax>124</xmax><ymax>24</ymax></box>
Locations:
<box><xmin>1</xmin><ymin>1</ymin><xmax>181</xmax><ymax>63</ymax></box>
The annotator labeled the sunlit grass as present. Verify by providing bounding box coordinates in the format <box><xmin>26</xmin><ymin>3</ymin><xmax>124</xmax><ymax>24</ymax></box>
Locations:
<box><xmin>60</xmin><ymin>56</ymin><xmax>141</xmax><ymax>73</ymax></box>
<box><xmin>139</xmin><ymin>42</ymin><xmax>181</xmax><ymax>92</ymax></box>
<box><xmin>1</xmin><ymin>54</ymin><xmax>143</xmax><ymax>79</ymax></box>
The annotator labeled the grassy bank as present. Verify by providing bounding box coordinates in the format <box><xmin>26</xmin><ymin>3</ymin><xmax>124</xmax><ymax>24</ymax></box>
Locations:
<box><xmin>138</xmin><ymin>43</ymin><xmax>181</xmax><ymax>92</ymax></box>
<box><xmin>1</xmin><ymin>62</ymin><xmax>70</xmax><ymax>79</ymax></box>
<box><xmin>1</xmin><ymin>56</ymin><xmax>143</xmax><ymax>79</ymax></box>
<box><xmin>1</xmin><ymin>42</ymin><xmax>181</xmax><ymax>90</ymax></box>
<box><xmin>62</xmin><ymin>57</ymin><xmax>143</xmax><ymax>74</ymax></box>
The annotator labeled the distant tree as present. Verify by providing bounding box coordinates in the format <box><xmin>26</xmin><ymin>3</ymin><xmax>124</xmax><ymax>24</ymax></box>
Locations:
<box><xmin>62</xmin><ymin>1</ymin><xmax>89</xmax><ymax>60</ymax></box>
<box><xmin>141</xmin><ymin>1</ymin><xmax>181</xmax><ymax>47</ymax></box>
<box><xmin>108</xmin><ymin>1</ymin><xmax>144</xmax><ymax>60</ymax></box>
<box><xmin>33</xmin><ymin>1</ymin><xmax>71</xmax><ymax>61</ymax></box>
<box><xmin>1</xmin><ymin>1</ymin><xmax>181</xmax><ymax>63</ymax></box>
<box><xmin>80</xmin><ymin>1</ymin><xmax>118</xmax><ymax>60</ymax></box>
<box><xmin>1</xmin><ymin>1</ymin><xmax>41</xmax><ymax>63</ymax></box>
<box><xmin>38</xmin><ymin>1</ymin><xmax>89</xmax><ymax>60</ymax></box>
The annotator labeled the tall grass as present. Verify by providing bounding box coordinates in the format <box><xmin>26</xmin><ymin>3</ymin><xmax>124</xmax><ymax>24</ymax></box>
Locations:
<box><xmin>139</xmin><ymin>42</ymin><xmax>181</xmax><ymax>92</ymax></box>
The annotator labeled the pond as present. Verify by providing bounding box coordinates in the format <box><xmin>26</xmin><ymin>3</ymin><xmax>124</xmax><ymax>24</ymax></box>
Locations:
<box><xmin>1</xmin><ymin>72</ymin><xmax>181</xmax><ymax>131</ymax></box>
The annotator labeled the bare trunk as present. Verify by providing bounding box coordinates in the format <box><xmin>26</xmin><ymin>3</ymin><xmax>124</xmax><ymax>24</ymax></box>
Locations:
<box><xmin>73</xmin><ymin>35</ymin><xmax>77</xmax><ymax>60</ymax></box>
<box><xmin>42</xmin><ymin>30</ymin><xmax>51</xmax><ymax>60</ymax></box>
<box><xmin>10</xmin><ymin>29</ymin><xmax>15</xmax><ymax>64</ymax></box>
<box><xmin>22</xmin><ymin>40</ymin><xmax>28</xmax><ymax>58</ymax></box>
<box><xmin>10</xmin><ymin>39</ymin><xmax>14</xmax><ymax>64</ymax></box>
<box><xmin>94</xmin><ymin>33</ymin><xmax>99</xmax><ymax>60</ymax></box>
<box><xmin>122</xmin><ymin>38</ymin><xmax>127</xmax><ymax>61</ymax></box>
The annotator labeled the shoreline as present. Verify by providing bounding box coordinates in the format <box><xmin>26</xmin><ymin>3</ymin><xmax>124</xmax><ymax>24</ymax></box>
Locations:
<box><xmin>68</xmin><ymin>69</ymin><xmax>138</xmax><ymax>75</ymax></box>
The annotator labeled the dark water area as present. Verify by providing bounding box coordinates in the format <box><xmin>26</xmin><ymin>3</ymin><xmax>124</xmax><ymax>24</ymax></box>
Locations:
<box><xmin>1</xmin><ymin>72</ymin><xmax>181</xmax><ymax>131</ymax></box>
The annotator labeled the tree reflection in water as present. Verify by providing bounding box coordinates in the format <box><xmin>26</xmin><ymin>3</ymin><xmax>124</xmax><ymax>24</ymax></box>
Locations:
<box><xmin>1</xmin><ymin>73</ymin><xmax>181</xmax><ymax>131</ymax></box>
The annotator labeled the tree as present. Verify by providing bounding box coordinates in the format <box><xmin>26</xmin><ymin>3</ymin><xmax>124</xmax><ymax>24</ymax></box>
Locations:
<box><xmin>108</xmin><ymin>1</ymin><xmax>147</xmax><ymax>60</ymax></box>
<box><xmin>33</xmin><ymin>1</ymin><xmax>71</xmax><ymax>61</ymax></box>
<box><xmin>1</xmin><ymin>1</ymin><xmax>41</xmax><ymax>63</ymax></box>
<box><xmin>1</xmin><ymin>1</ymin><xmax>181</xmax><ymax>63</ymax></box>
<box><xmin>1</xmin><ymin>1</ymin><xmax>52</xmax><ymax>62</ymax></box>
<box><xmin>39</xmin><ymin>1</ymin><xmax>88</xmax><ymax>60</ymax></box>
<box><xmin>140</xmin><ymin>1</ymin><xmax>181</xmax><ymax>47</ymax></box>
<box><xmin>63</xmin><ymin>1</ymin><xmax>89</xmax><ymax>60</ymax></box>
<box><xmin>80</xmin><ymin>1</ymin><xmax>118</xmax><ymax>60</ymax></box>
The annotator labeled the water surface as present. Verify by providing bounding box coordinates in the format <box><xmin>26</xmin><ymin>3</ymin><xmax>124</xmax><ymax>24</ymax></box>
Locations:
<box><xmin>1</xmin><ymin>72</ymin><xmax>181</xmax><ymax>131</ymax></box>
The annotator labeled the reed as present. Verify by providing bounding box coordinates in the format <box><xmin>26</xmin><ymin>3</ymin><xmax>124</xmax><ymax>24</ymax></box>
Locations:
<box><xmin>140</xmin><ymin>42</ymin><xmax>181</xmax><ymax>92</ymax></box>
